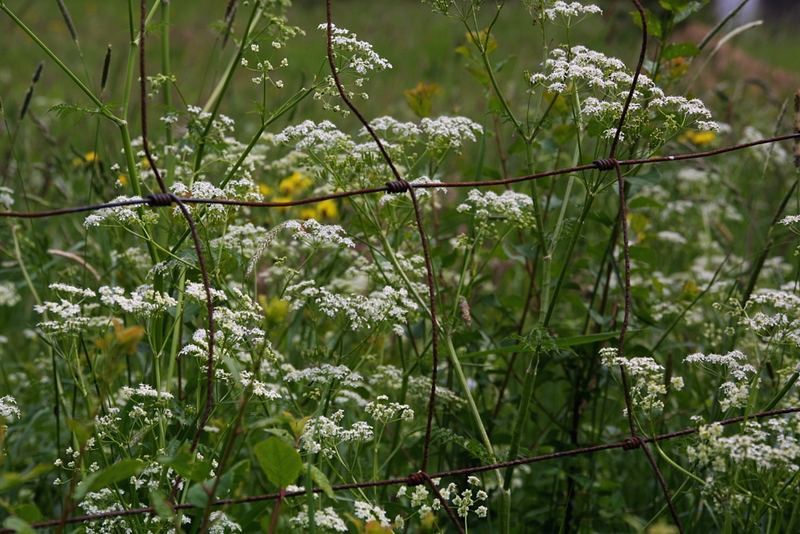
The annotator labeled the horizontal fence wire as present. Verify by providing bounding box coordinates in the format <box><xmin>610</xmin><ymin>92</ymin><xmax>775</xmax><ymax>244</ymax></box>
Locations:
<box><xmin>2</xmin><ymin>406</ymin><xmax>798</xmax><ymax>532</ymax></box>
<box><xmin>1</xmin><ymin>0</ymin><xmax>800</xmax><ymax>531</ymax></box>
<box><xmin>1</xmin><ymin>132</ymin><xmax>798</xmax><ymax>220</ymax></box>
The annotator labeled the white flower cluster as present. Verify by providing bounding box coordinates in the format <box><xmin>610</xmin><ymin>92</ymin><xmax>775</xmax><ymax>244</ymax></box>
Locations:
<box><xmin>0</xmin><ymin>186</ymin><xmax>14</xmax><ymax>208</ymax></box>
<box><xmin>283</xmin><ymin>219</ymin><xmax>355</xmax><ymax>248</ymax></box>
<box><xmin>0</xmin><ymin>395</ymin><xmax>20</xmax><ymax>420</ymax></box>
<box><xmin>687</xmin><ymin>416</ymin><xmax>800</xmax><ymax>506</ymax></box>
<box><xmin>543</xmin><ymin>1</ymin><xmax>602</xmax><ymax>21</ymax></box>
<box><xmin>300</xmin><ymin>409</ymin><xmax>374</xmax><ymax>457</ymax></box>
<box><xmin>239</xmin><ymin>370</ymin><xmax>281</xmax><ymax>399</ymax></box>
<box><xmin>601</xmin><ymin>348</ymin><xmax>683</xmax><ymax>414</ymax></box>
<box><xmin>353</xmin><ymin>501</ymin><xmax>392</xmax><ymax>529</ymax></box>
<box><xmin>273</xmin><ymin>120</ymin><xmax>350</xmax><ymax>151</ymax></box>
<box><xmin>365</xmin><ymin>395</ymin><xmax>414</xmax><ymax>422</ymax></box>
<box><xmin>684</xmin><ymin>350</ymin><xmax>756</xmax><ymax>411</ymax></box>
<box><xmin>0</xmin><ymin>281</ymin><xmax>21</xmax><ymax>307</ymax></box>
<box><xmin>208</xmin><ymin>511</ymin><xmax>242</xmax><ymax>534</ymax></box>
<box><xmin>284</xmin><ymin>363</ymin><xmax>363</xmax><ymax>388</ymax></box>
<box><xmin>457</xmin><ymin>189</ymin><xmax>535</xmax><ymax>229</ymax></box>
<box><xmin>365</xmin><ymin>116</ymin><xmax>421</xmax><ymax>141</ymax></box>
<box><xmin>318</xmin><ymin>23</ymin><xmax>392</xmax><ymax>76</ymax></box>
<box><xmin>185</xmin><ymin>282</ymin><xmax>227</xmax><ymax>303</ymax></box>
<box><xmin>291</xmin><ymin>505</ymin><xmax>347</xmax><ymax>532</ymax></box>
<box><xmin>181</xmin><ymin>291</ymin><xmax>269</xmax><ymax>360</ymax></box>
<box><xmin>120</xmin><ymin>383</ymin><xmax>174</xmax><ymax>401</ymax></box>
<box><xmin>34</xmin><ymin>296</ymin><xmax>107</xmax><ymax>335</ymax></box>
<box><xmin>530</xmin><ymin>45</ymin><xmax>717</xmax><ymax>139</ymax></box>
<box><xmin>420</xmin><ymin>116</ymin><xmax>483</xmax><ymax>151</ymax></box>
<box><xmin>396</xmin><ymin>477</ymin><xmax>488</xmax><ymax>520</ymax></box>
<box><xmin>286</xmin><ymin>281</ymin><xmax>418</xmax><ymax>335</ymax></box>
<box><xmin>99</xmin><ymin>285</ymin><xmax>177</xmax><ymax>316</ymax></box>
<box><xmin>212</xmin><ymin>223</ymin><xmax>269</xmax><ymax>259</ymax></box>
<box><xmin>368</xmin><ymin>364</ymin><xmax>464</xmax><ymax>406</ymax></box>
<box><xmin>247</xmin><ymin>219</ymin><xmax>354</xmax><ymax>275</ymax></box>
<box><xmin>84</xmin><ymin>196</ymin><xmax>149</xmax><ymax>228</ymax></box>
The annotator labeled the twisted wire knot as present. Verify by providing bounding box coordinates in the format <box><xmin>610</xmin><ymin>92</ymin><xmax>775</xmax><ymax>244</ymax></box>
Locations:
<box><xmin>406</xmin><ymin>471</ymin><xmax>427</xmax><ymax>486</ymax></box>
<box><xmin>593</xmin><ymin>158</ymin><xmax>618</xmax><ymax>171</ymax></box>
<box><xmin>146</xmin><ymin>193</ymin><xmax>176</xmax><ymax>207</ymax></box>
<box><xmin>622</xmin><ymin>435</ymin><xmax>644</xmax><ymax>451</ymax></box>
<box><xmin>385</xmin><ymin>180</ymin><xmax>411</xmax><ymax>194</ymax></box>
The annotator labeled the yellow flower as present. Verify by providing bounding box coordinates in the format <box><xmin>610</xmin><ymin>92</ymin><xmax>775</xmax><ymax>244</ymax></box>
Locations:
<box><xmin>258</xmin><ymin>183</ymin><xmax>273</xmax><ymax>196</ymax></box>
<box><xmin>117</xmin><ymin>174</ymin><xmax>128</xmax><ymax>187</ymax></box>
<box><xmin>72</xmin><ymin>151</ymin><xmax>99</xmax><ymax>167</ymax></box>
<box><xmin>684</xmin><ymin>130</ymin><xmax>717</xmax><ymax>146</ymax></box>
<box><xmin>278</xmin><ymin>171</ymin><xmax>312</xmax><ymax>196</ymax></box>
<box><xmin>316</xmin><ymin>199</ymin><xmax>338</xmax><ymax>219</ymax></box>
<box><xmin>260</xmin><ymin>296</ymin><xmax>289</xmax><ymax>323</ymax></box>
<box><xmin>299</xmin><ymin>208</ymin><xmax>317</xmax><ymax>220</ymax></box>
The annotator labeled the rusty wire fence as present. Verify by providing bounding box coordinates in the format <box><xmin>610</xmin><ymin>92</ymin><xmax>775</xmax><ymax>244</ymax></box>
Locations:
<box><xmin>2</xmin><ymin>0</ymin><xmax>800</xmax><ymax>532</ymax></box>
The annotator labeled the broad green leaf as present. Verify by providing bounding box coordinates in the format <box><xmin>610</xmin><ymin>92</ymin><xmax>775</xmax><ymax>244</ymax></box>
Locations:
<box><xmin>149</xmin><ymin>490</ymin><xmax>174</xmax><ymax>520</ymax></box>
<box><xmin>662</xmin><ymin>42</ymin><xmax>700</xmax><ymax>60</ymax></box>
<box><xmin>629</xmin><ymin>196</ymin><xmax>664</xmax><ymax>210</ymax></box>
<box><xmin>254</xmin><ymin>437</ymin><xmax>302</xmax><ymax>488</ymax></box>
<box><xmin>2</xmin><ymin>517</ymin><xmax>35</xmax><ymax>534</ymax></box>
<box><xmin>187</xmin><ymin>480</ymin><xmax>212</xmax><ymax>508</ymax></box>
<box><xmin>0</xmin><ymin>465</ymin><xmax>52</xmax><ymax>493</ymax></box>
<box><xmin>308</xmin><ymin>465</ymin><xmax>334</xmax><ymax>498</ymax></box>
<box><xmin>630</xmin><ymin>245</ymin><xmax>657</xmax><ymax>265</ymax></box>
<box><xmin>75</xmin><ymin>459</ymin><xmax>145</xmax><ymax>500</ymax></box>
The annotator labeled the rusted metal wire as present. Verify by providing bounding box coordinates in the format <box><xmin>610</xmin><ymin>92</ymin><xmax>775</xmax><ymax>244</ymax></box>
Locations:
<box><xmin>5</xmin><ymin>406</ymin><xmax>798</xmax><ymax>532</ymax></box>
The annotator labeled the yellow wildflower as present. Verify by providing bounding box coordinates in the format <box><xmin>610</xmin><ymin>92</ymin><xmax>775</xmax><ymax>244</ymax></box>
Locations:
<box><xmin>116</xmin><ymin>174</ymin><xmax>128</xmax><ymax>187</ymax></box>
<box><xmin>258</xmin><ymin>183</ymin><xmax>273</xmax><ymax>196</ymax></box>
<box><xmin>299</xmin><ymin>208</ymin><xmax>317</xmax><ymax>220</ymax></box>
<box><xmin>684</xmin><ymin>130</ymin><xmax>716</xmax><ymax>146</ymax></box>
<box><xmin>261</xmin><ymin>296</ymin><xmax>289</xmax><ymax>323</ymax></box>
<box><xmin>71</xmin><ymin>151</ymin><xmax>99</xmax><ymax>167</ymax></box>
<box><xmin>278</xmin><ymin>171</ymin><xmax>312</xmax><ymax>196</ymax></box>
<box><xmin>316</xmin><ymin>199</ymin><xmax>338</xmax><ymax>219</ymax></box>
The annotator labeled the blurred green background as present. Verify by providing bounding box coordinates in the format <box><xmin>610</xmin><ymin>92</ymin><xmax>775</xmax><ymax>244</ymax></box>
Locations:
<box><xmin>0</xmin><ymin>0</ymin><xmax>798</xmax><ymax>154</ymax></box>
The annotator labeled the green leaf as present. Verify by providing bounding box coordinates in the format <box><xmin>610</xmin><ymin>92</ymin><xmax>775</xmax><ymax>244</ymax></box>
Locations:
<box><xmin>2</xmin><ymin>517</ymin><xmax>35</xmax><ymax>534</ymax></box>
<box><xmin>0</xmin><ymin>465</ymin><xmax>52</xmax><ymax>493</ymax></box>
<box><xmin>75</xmin><ymin>459</ymin><xmax>145</xmax><ymax>500</ymax></box>
<box><xmin>186</xmin><ymin>480</ymin><xmax>212</xmax><ymax>508</ymax></box>
<box><xmin>11</xmin><ymin>504</ymin><xmax>42</xmax><ymax>524</ymax></box>
<box><xmin>308</xmin><ymin>465</ymin><xmax>334</xmax><ymax>499</ymax></box>
<box><xmin>661</xmin><ymin>42</ymin><xmax>700</xmax><ymax>60</ymax></box>
<box><xmin>149</xmin><ymin>490</ymin><xmax>173</xmax><ymax>520</ymax></box>
<box><xmin>630</xmin><ymin>245</ymin><xmax>657</xmax><ymax>265</ymax></box>
<box><xmin>631</xmin><ymin>8</ymin><xmax>662</xmax><ymax>39</ymax></box>
<box><xmin>254</xmin><ymin>437</ymin><xmax>302</xmax><ymax>488</ymax></box>
<box><xmin>629</xmin><ymin>196</ymin><xmax>665</xmax><ymax>210</ymax></box>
